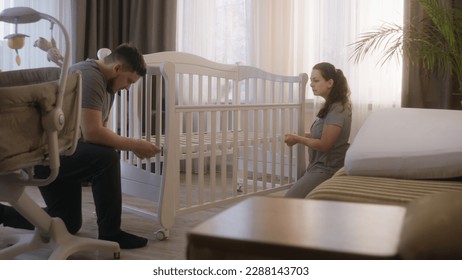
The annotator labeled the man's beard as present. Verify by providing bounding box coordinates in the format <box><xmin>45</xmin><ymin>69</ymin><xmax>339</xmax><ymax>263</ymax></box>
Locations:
<box><xmin>107</xmin><ymin>77</ymin><xmax>116</xmax><ymax>93</ymax></box>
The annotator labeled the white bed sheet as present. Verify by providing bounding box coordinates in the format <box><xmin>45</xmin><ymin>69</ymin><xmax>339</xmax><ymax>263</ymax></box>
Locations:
<box><xmin>344</xmin><ymin>108</ymin><xmax>462</xmax><ymax>179</ymax></box>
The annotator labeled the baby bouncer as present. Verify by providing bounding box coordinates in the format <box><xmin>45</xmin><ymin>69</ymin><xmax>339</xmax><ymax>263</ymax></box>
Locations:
<box><xmin>0</xmin><ymin>7</ymin><xmax>120</xmax><ymax>259</ymax></box>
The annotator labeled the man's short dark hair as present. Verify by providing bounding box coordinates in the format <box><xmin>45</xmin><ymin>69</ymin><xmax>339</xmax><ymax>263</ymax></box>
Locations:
<box><xmin>105</xmin><ymin>43</ymin><xmax>147</xmax><ymax>76</ymax></box>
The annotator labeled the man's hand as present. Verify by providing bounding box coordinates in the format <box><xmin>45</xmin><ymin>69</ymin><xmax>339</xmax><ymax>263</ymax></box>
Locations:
<box><xmin>132</xmin><ymin>139</ymin><xmax>161</xmax><ymax>159</ymax></box>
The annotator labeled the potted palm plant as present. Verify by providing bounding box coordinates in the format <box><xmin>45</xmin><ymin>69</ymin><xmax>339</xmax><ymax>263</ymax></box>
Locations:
<box><xmin>350</xmin><ymin>0</ymin><xmax>462</xmax><ymax>93</ymax></box>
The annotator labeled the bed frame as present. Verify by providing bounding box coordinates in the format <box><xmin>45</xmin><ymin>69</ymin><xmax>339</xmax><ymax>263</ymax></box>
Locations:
<box><xmin>112</xmin><ymin>52</ymin><xmax>308</xmax><ymax>239</ymax></box>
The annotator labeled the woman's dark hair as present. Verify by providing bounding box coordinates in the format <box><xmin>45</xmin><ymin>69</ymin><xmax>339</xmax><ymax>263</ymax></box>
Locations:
<box><xmin>104</xmin><ymin>43</ymin><xmax>147</xmax><ymax>76</ymax></box>
<box><xmin>313</xmin><ymin>62</ymin><xmax>351</xmax><ymax>118</ymax></box>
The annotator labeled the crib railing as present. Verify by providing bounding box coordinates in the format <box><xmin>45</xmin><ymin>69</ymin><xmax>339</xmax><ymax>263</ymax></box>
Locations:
<box><xmin>112</xmin><ymin>52</ymin><xmax>307</xmax><ymax>239</ymax></box>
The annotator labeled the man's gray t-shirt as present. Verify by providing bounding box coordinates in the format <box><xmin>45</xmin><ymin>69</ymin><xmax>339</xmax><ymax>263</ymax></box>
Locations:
<box><xmin>308</xmin><ymin>102</ymin><xmax>352</xmax><ymax>170</ymax></box>
<box><xmin>69</xmin><ymin>59</ymin><xmax>115</xmax><ymax>123</ymax></box>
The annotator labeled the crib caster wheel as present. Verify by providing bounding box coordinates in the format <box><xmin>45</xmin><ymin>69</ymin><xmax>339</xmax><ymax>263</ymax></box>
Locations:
<box><xmin>155</xmin><ymin>229</ymin><xmax>169</xmax><ymax>241</ymax></box>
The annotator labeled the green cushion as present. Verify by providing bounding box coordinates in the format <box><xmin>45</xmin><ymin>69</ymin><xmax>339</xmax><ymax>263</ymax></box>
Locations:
<box><xmin>399</xmin><ymin>191</ymin><xmax>462</xmax><ymax>259</ymax></box>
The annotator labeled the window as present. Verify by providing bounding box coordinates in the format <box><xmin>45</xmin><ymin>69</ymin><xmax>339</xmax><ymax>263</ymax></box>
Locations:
<box><xmin>177</xmin><ymin>0</ymin><xmax>404</xmax><ymax>139</ymax></box>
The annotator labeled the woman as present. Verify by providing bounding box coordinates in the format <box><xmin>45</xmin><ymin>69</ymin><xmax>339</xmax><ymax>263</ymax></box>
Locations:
<box><xmin>284</xmin><ymin>62</ymin><xmax>351</xmax><ymax>198</ymax></box>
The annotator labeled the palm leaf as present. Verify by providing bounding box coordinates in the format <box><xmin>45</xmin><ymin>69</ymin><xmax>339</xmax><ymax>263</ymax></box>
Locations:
<box><xmin>350</xmin><ymin>0</ymin><xmax>462</xmax><ymax>91</ymax></box>
<box><xmin>349</xmin><ymin>22</ymin><xmax>403</xmax><ymax>65</ymax></box>
<box><xmin>419</xmin><ymin>0</ymin><xmax>456</xmax><ymax>51</ymax></box>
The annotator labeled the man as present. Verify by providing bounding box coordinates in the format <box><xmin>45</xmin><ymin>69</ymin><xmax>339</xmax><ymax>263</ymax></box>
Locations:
<box><xmin>0</xmin><ymin>43</ymin><xmax>160</xmax><ymax>249</ymax></box>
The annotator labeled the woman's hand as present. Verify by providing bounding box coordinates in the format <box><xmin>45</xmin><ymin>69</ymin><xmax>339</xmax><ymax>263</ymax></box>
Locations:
<box><xmin>284</xmin><ymin>133</ymin><xmax>300</xmax><ymax>147</ymax></box>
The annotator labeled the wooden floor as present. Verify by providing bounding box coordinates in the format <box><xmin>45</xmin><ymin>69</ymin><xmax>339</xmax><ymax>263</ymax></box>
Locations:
<box><xmin>0</xmin><ymin>186</ymin><xmax>249</xmax><ymax>260</ymax></box>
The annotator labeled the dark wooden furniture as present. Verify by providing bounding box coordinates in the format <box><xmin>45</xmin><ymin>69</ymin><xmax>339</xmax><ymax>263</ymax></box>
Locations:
<box><xmin>187</xmin><ymin>196</ymin><xmax>406</xmax><ymax>259</ymax></box>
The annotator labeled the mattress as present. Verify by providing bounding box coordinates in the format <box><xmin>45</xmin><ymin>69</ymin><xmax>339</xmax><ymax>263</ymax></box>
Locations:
<box><xmin>306</xmin><ymin>168</ymin><xmax>462</xmax><ymax>205</ymax></box>
<box><xmin>344</xmin><ymin>108</ymin><xmax>462</xmax><ymax>179</ymax></box>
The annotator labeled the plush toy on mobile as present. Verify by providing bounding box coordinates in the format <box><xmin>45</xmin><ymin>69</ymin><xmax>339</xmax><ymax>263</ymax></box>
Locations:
<box><xmin>33</xmin><ymin>21</ymin><xmax>63</xmax><ymax>66</ymax></box>
<box><xmin>34</xmin><ymin>36</ymin><xmax>64</xmax><ymax>66</ymax></box>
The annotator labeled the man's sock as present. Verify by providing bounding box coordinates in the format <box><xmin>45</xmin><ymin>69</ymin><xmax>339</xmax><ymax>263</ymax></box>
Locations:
<box><xmin>0</xmin><ymin>204</ymin><xmax>34</xmax><ymax>230</ymax></box>
<box><xmin>99</xmin><ymin>230</ymin><xmax>148</xmax><ymax>249</ymax></box>
<box><xmin>0</xmin><ymin>203</ymin><xmax>5</xmax><ymax>225</ymax></box>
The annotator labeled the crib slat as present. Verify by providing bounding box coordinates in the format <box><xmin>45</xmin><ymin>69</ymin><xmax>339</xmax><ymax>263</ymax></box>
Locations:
<box><xmin>198</xmin><ymin>111</ymin><xmax>205</xmax><ymax>204</ymax></box>
<box><xmin>145</xmin><ymin>74</ymin><xmax>152</xmax><ymax>172</ymax></box>
<box><xmin>137</xmin><ymin>80</ymin><xmax>144</xmax><ymax>168</ymax></box>
<box><xmin>231</xmin><ymin>108</ymin><xmax>238</xmax><ymax>197</ymax></box>
<box><xmin>253</xmin><ymin>108</ymin><xmax>259</xmax><ymax>193</ymax></box>
<box><xmin>280</xmin><ymin>107</ymin><xmax>287</xmax><ymax>183</ymax></box>
<box><xmin>220</xmin><ymin>111</ymin><xmax>228</xmax><ymax>200</ymax></box>
<box><xmin>262</xmin><ymin>107</ymin><xmax>268</xmax><ymax>190</ymax></box>
<box><xmin>210</xmin><ymin>110</ymin><xmax>217</xmax><ymax>202</ymax></box>
<box><xmin>185</xmin><ymin>111</ymin><xmax>193</xmax><ymax>207</ymax></box>
<box><xmin>241</xmin><ymin>109</ymin><xmax>249</xmax><ymax>194</ymax></box>
<box><xmin>271</xmin><ymin>107</ymin><xmax>277</xmax><ymax>188</ymax></box>
<box><xmin>289</xmin><ymin>107</ymin><xmax>295</xmax><ymax>182</ymax></box>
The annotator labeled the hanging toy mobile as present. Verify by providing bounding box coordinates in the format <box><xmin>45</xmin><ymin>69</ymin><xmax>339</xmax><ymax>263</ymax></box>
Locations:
<box><xmin>1</xmin><ymin>7</ymin><xmax>66</xmax><ymax>67</ymax></box>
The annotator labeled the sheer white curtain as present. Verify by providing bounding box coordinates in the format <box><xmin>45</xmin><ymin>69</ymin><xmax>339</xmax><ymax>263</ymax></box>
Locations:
<box><xmin>0</xmin><ymin>0</ymin><xmax>71</xmax><ymax>71</ymax></box>
<box><xmin>177</xmin><ymin>0</ymin><xmax>403</xmax><ymax>140</ymax></box>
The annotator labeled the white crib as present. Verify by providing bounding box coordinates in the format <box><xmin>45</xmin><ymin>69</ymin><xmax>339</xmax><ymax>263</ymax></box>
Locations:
<box><xmin>112</xmin><ymin>52</ymin><xmax>308</xmax><ymax>239</ymax></box>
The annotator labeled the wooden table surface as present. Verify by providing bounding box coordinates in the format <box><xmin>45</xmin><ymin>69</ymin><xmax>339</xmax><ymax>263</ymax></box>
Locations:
<box><xmin>187</xmin><ymin>196</ymin><xmax>406</xmax><ymax>259</ymax></box>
